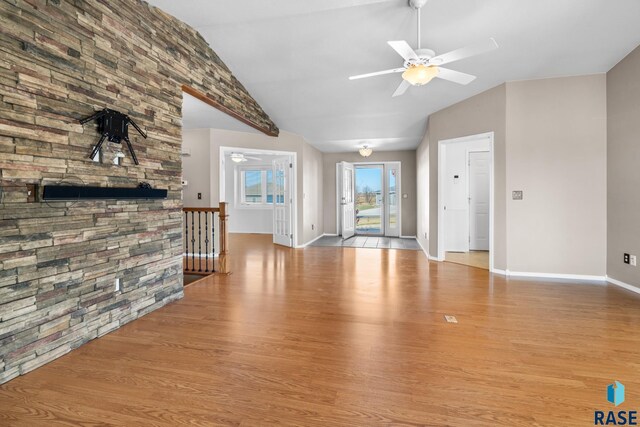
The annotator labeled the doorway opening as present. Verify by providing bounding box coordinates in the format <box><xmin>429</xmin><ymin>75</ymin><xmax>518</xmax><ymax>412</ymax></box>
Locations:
<box><xmin>219</xmin><ymin>146</ymin><xmax>297</xmax><ymax>248</ymax></box>
<box><xmin>437</xmin><ymin>132</ymin><xmax>494</xmax><ymax>271</ymax></box>
<box><xmin>355</xmin><ymin>165</ymin><xmax>383</xmax><ymax>235</ymax></box>
<box><xmin>337</xmin><ymin>161</ymin><xmax>401</xmax><ymax>239</ymax></box>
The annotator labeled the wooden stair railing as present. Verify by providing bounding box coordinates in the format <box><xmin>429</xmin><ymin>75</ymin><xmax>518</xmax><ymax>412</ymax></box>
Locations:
<box><xmin>182</xmin><ymin>203</ymin><xmax>229</xmax><ymax>275</ymax></box>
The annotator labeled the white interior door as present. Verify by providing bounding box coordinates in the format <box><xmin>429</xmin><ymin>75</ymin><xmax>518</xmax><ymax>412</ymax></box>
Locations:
<box><xmin>469</xmin><ymin>151</ymin><xmax>490</xmax><ymax>250</ymax></box>
<box><xmin>444</xmin><ymin>145</ymin><xmax>469</xmax><ymax>252</ymax></box>
<box><xmin>339</xmin><ymin>161</ymin><xmax>355</xmax><ymax>239</ymax></box>
<box><xmin>272</xmin><ymin>158</ymin><xmax>292</xmax><ymax>247</ymax></box>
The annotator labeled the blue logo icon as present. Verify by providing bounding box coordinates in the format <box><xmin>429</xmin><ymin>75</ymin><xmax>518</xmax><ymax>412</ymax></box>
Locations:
<box><xmin>607</xmin><ymin>381</ymin><xmax>625</xmax><ymax>406</ymax></box>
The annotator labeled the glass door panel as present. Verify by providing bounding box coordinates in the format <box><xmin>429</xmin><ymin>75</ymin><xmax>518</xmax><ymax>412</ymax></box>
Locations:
<box><xmin>355</xmin><ymin>165</ymin><xmax>384</xmax><ymax>235</ymax></box>
<box><xmin>385</xmin><ymin>162</ymin><xmax>400</xmax><ymax>237</ymax></box>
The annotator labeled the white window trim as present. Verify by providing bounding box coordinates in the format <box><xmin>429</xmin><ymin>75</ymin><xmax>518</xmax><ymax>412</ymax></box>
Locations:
<box><xmin>236</xmin><ymin>165</ymin><xmax>274</xmax><ymax>209</ymax></box>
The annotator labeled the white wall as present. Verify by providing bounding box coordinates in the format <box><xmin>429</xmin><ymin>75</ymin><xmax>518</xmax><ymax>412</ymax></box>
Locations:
<box><xmin>182</xmin><ymin>128</ymin><xmax>211</xmax><ymax>207</ymax></box>
<box><xmin>442</xmin><ymin>138</ymin><xmax>490</xmax><ymax>252</ymax></box>
<box><xmin>505</xmin><ymin>75</ymin><xmax>607</xmax><ymax>276</ymax></box>
<box><xmin>417</xmin><ymin>74</ymin><xmax>607</xmax><ymax>277</ymax></box>
<box><xmin>303</xmin><ymin>143</ymin><xmax>324</xmax><ymax>244</ymax></box>
<box><xmin>607</xmin><ymin>45</ymin><xmax>640</xmax><ymax>289</ymax></box>
<box><xmin>416</xmin><ymin>132</ymin><xmax>430</xmax><ymax>253</ymax></box>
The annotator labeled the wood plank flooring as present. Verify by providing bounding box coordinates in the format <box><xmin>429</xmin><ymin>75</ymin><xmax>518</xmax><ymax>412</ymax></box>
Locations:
<box><xmin>1</xmin><ymin>234</ymin><xmax>639</xmax><ymax>426</ymax></box>
<box><xmin>445</xmin><ymin>250</ymin><xmax>490</xmax><ymax>270</ymax></box>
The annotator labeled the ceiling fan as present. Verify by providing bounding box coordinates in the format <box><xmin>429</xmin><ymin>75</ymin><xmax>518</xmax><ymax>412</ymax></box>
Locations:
<box><xmin>229</xmin><ymin>152</ymin><xmax>262</xmax><ymax>163</ymax></box>
<box><xmin>349</xmin><ymin>0</ymin><xmax>499</xmax><ymax>97</ymax></box>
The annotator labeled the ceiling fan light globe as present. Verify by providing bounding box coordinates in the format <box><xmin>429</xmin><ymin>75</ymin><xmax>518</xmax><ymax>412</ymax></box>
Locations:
<box><xmin>359</xmin><ymin>147</ymin><xmax>373</xmax><ymax>157</ymax></box>
<box><xmin>402</xmin><ymin>65</ymin><xmax>439</xmax><ymax>86</ymax></box>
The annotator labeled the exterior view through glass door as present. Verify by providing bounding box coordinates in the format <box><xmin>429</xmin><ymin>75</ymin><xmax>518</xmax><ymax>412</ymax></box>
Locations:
<box><xmin>338</xmin><ymin>161</ymin><xmax>401</xmax><ymax>238</ymax></box>
<box><xmin>355</xmin><ymin>165</ymin><xmax>384</xmax><ymax>235</ymax></box>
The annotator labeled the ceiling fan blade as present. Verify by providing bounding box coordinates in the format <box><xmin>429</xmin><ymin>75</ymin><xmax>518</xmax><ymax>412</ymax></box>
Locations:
<box><xmin>349</xmin><ymin>68</ymin><xmax>405</xmax><ymax>80</ymax></box>
<box><xmin>429</xmin><ymin>38</ymin><xmax>498</xmax><ymax>66</ymax></box>
<box><xmin>387</xmin><ymin>40</ymin><xmax>419</xmax><ymax>62</ymax></box>
<box><xmin>392</xmin><ymin>79</ymin><xmax>411</xmax><ymax>97</ymax></box>
<box><xmin>436</xmin><ymin>67</ymin><xmax>476</xmax><ymax>85</ymax></box>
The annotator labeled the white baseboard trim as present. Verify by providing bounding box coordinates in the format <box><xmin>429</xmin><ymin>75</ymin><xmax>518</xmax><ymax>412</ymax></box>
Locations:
<box><xmin>607</xmin><ymin>276</ymin><xmax>640</xmax><ymax>295</ymax></box>
<box><xmin>323</xmin><ymin>233</ymin><xmax>338</xmax><ymax>237</ymax></box>
<box><xmin>295</xmin><ymin>233</ymin><xmax>327</xmax><ymax>248</ymax></box>
<box><xmin>400</xmin><ymin>235</ymin><xmax>417</xmax><ymax>239</ymax></box>
<box><xmin>502</xmin><ymin>270</ymin><xmax>605</xmax><ymax>282</ymax></box>
<box><xmin>416</xmin><ymin>237</ymin><xmax>431</xmax><ymax>260</ymax></box>
<box><xmin>415</xmin><ymin>238</ymin><xmax>430</xmax><ymax>259</ymax></box>
<box><xmin>419</xmin><ymin>257</ymin><xmax>603</xmax><ymax>282</ymax></box>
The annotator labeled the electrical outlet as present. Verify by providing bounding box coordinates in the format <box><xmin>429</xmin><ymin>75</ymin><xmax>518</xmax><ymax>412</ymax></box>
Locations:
<box><xmin>197</xmin><ymin>192</ymin><xmax>202</xmax><ymax>200</ymax></box>
<box><xmin>631</xmin><ymin>255</ymin><xmax>637</xmax><ymax>267</ymax></box>
<box><xmin>512</xmin><ymin>190</ymin><xmax>523</xmax><ymax>200</ymax></box>
<box><xmin>624</xmin><ymin>253</ymin><xmax>630</xmax><ymax>264</ymax></box>
<box><xmin>115</xmin><ymin>278</ymin><xmax>120</xmax><ymax>292</ymax></box>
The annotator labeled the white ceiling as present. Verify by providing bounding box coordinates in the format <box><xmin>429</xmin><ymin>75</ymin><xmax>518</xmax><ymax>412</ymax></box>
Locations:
<box><xmin>152</xmin><ymin>0</ymin><xmax>640</xmax><ymax>152</ymax></box>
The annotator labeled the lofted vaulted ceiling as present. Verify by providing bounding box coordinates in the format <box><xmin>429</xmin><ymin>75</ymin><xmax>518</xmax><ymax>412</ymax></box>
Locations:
<box><xmin>150</xmin><ymin>0</ymin><xmax>640</xmax><ymax>152</ymax></box>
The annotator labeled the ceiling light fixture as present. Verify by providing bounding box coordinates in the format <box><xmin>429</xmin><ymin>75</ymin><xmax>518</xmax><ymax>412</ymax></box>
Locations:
<box><xmin>359</xmin><ymin>146</ymin><xmax>373</xmax><ymax>157</ymax></box>
<box><xmin>230</xmin><ymin>153</ymin><xmax>247</xmax><ymax>163</ymax></box>
<box><xmin>347</xmin><ymin>0</ymin><xmax>498</xmax><ymax>97</ymax></box>
<box><xmin>402</xmin><ymin>64</ymin><xmax>439</xmax><ymax>86</ymax></box>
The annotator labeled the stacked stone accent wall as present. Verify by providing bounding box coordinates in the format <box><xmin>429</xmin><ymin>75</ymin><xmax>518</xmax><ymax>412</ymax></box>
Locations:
<box><xmin>0</xmin><ymin>0</ymin><xmax>278</xmax><ymax>384</ymax></box>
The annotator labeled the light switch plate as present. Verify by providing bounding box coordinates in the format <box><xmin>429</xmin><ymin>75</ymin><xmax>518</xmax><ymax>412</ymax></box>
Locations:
<box><xmin>631</xmin><ymin>255</ymin><xmax>637</xmax><ymax>267</ymax></box>
<box><xmin>512</xmin><ymin>190</ymin><xmax>523</xmax><ymax>200</ymax></box>
<box><xmin>26</xmin><ymin>184</ymin><xmax>37</xmax><ymax>203</ymax></box>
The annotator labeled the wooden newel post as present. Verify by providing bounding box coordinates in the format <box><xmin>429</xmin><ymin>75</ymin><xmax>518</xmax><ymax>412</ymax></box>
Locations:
<box><xmin>218</xmin><ymin>202</ymin><xmax>230</xmax><ymax>274</ymax></box>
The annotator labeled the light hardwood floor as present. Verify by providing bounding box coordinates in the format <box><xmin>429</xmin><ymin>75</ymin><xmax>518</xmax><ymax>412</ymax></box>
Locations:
<box><xmin>445</xmin><ymin>250</ymin><xmax>490</xmax><ymax>270</ymax></box>
<box><xmin>1</xmin><ymin>234</ymin><xmax>639</xmax><ymax>426</ymax></box>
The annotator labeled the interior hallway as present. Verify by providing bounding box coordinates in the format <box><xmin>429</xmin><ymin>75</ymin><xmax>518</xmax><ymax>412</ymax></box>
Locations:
<box><xmin>1</xmin><ymin>234</ymin><xmax>639</xmax><ymax>426</ymax></box>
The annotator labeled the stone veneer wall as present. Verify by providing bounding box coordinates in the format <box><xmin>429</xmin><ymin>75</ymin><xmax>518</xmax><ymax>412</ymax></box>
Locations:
<box><xmin>0</xmin><ymin>0</ymin><xmax>278</xmax><ymax>384</ymax></box>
